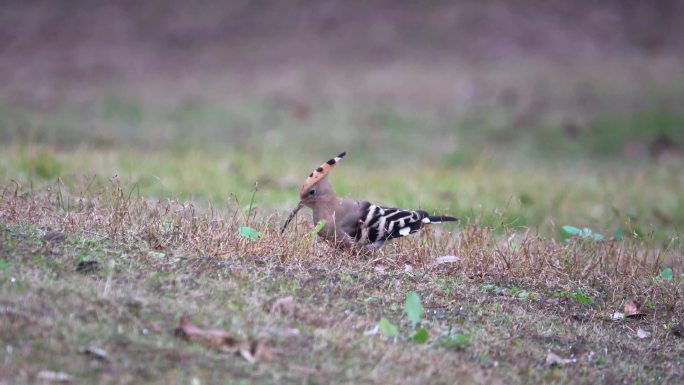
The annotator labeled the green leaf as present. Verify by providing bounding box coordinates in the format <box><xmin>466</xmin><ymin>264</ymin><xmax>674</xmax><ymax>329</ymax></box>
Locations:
<box><xmin>591</xmin><ymin>233</ymin><xmax>604</xmax><ymax>241</ymax></box>
<box><xmin>405</xmin><ymin>292</ymin><xmax>424</xmax><ymax>328</ymax></box>
<box><xmin>562</xmin><ymin>226</ymin><xmax>581</xmax><ymax>235</ymax></box>
<box><xmin>658</xmin><ymin>267</ymin><xmax>673</xmax><ymax>282</ymax></box>
<box><xmin>564</xmin><ymin>225</ymin><xmax>603</xmax><ymax>241</ymax></box>
<box><xmin>572</xmin><ymin>290</ymin><xmax>593</xmax><ymax>305</ymax></box>
<box><xmin>378</xmin><ymin>318</ymin><xmax>398</xmax><ymax>338</ymax></box>
<box><xmin>309</xmin><ymin>219</ymin><xmax>327</xmax><ymax>238</ymax></box>
<box><xmin>0</xmin><ymin>260</ymin><xmax>8</xmax><ymax>270</ymax></box>
<box><xmin>614</xmin><ymin>227</ymin><xmax>624</xmax><ymax>241</ymax></box>
<box><xmin>239</xmin><ymin>226</ymin><xmax>261</xmax><ymax>241</ymax></box>
<box><xmin>413</xmin><ymin>328</ymin><xmax>429</xmax><ymax>344</ymax></box>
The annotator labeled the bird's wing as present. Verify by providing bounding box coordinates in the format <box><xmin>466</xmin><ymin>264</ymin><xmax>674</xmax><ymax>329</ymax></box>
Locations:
<box><xmin>336</xmin><ymin>200</ymin><xmax>456</xmax><ymax>247</ymax></box>
<box><xmin>358</xmin><ymin>203</ymin><xmax>431</xmax><ymax>244</ymax></box>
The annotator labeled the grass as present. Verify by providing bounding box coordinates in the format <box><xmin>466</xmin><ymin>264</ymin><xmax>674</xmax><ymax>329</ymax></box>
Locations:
<box><xmin>1</xmin><ymin>8</ymin><xmax>684</xmax><ymax>381</ymax></box>
<box><xmin>0</xmin><ymin>180</ymin><xmax>682</xmax><ymax>384</ymax></box>
<box><xmin>1</xmin><ymin>74</ymin><xmax>683</xmax><ymax>384</ymax></box>
<box><xmin>1</xmin><ymin>144</ymin><xmax>683</xmax><ymax>243</ymax></box>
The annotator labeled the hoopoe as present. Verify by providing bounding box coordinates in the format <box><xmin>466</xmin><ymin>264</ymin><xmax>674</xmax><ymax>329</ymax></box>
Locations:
<box><xmin>281</xmin><ymin>152</ymin><xmax>457</xmax><ymax>249</ymax></box>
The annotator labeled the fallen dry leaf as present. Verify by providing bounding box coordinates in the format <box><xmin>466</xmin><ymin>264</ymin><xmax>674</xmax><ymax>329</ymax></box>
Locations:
<box><xmin>545</xmin><ymin>352</ymin><xmax>575</xmax><ymax>367</ymax></box>
<box><xmin>611</xmin><ymin>312</ymin><xmax>625</xmax><ymax>321</ymax></box>
<box><xmin>636</xmin><ymin>328</ymin><xmax>651</xmax><ymax>339</ymax></box>
<box><xmin>37</xmin><ymin>370</ymin><xmax>73</xmax><ymax>383</ymax></box>
<box><xmin>174</xmin><ymin>315</ymin><xmax>272</xmax><ymax>363</ymax></box>
<box><xmin>427</xmin><ymin>255</ymin><xmax>461</xmax><ymax>268</ymax></box>
<box><xmin>624</xmin><ymin>300</ymin><xmax>644</xmax><ymax>318</ymax></box>
<box><xmin>175</xmin><ymin>315</ymin><xmax>238</xmax><ymax>349</ymax></box>
<box><xmin>175</xmin><ymin>314</ymin><xmax>274</xmax><ymax>363</ymax></box>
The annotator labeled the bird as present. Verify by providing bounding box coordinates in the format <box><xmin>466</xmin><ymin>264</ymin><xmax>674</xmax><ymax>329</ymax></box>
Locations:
<box><xmin>281</xmin><ymin>152</ymin><xmax>457</xmax><ymax>249</ymax></box>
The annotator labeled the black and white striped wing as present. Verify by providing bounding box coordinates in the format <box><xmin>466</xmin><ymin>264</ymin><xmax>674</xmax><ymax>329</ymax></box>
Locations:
<box><xmin>357</xmin><ymin>202</ymin><xmax>431</xmax><ymax>246</ymax></box>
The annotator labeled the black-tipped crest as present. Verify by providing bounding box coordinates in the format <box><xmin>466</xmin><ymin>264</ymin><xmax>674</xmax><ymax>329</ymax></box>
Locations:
<box><xmin>299</xmin><ymin>151</ymin><xmax>346</xmax><ymax>195</ymax></box>
<box><xmin>282</xmin><ymin>152</ymin><xmax>347</xmax><ymax>233</ymax></box>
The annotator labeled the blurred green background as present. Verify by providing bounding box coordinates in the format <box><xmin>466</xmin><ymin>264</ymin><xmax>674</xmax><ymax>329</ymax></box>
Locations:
<box><xmin>1</xmin><ymin>0</ymin><xmax>683</xmax><ymax>241</ymax></box>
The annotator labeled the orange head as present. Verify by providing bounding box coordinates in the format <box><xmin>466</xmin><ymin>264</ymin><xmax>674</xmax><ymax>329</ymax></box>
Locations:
<box><xmin>282</xmin><ymin>152</ymin><xmax>346</xmax><ymax>232</ymax></box>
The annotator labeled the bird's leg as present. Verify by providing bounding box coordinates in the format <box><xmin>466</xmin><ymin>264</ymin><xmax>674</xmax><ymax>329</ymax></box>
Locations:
<box><xmin>357</xmin><ymin>219</ymin><xmax>369</xmax><ymax>244</ymax></box>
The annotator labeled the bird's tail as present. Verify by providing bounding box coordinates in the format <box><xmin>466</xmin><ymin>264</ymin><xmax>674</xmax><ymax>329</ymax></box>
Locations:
<box><xmin>426</xmin><ymin>215</ymin><xmax>458</xmax><ymax>223</ymax></box>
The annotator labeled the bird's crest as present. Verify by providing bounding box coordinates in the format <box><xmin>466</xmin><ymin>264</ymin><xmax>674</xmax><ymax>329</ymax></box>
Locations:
<box><xmin>300</xmin><ymin>152</ymin><xmax>346</xmax><ymax>194</ymax></box>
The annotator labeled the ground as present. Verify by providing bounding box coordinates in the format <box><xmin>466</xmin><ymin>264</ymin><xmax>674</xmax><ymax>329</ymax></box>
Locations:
<box><xmin>1</xmin><ymin>169</ymin><xmax>682</xmax><ymax>384</ymax></box>
<box><xmin>1</xmin><ymin>1</ymin><xmax>684</xmax><ymax>384</ymax></box>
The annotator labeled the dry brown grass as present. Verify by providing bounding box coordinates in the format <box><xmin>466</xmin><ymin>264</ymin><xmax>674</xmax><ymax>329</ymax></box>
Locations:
<box><xmin>1</xmin><ymin>181</ymin><xmax>682</xmax><ymax>384</ymax></box>
<box><xmin>3</xmin><ymin>179</ymin><xmax>679</xmax><ymax>301</ymax></box>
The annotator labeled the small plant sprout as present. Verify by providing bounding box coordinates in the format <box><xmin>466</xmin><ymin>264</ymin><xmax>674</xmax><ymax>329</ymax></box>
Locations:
<box><xmin>405</xmin><ymin>291</ymin><xmax>429</xmax><ymax>343</ymax></box>
<box><xmin>374</xmin><ymin>292</ymin><xmax>429</xmax><ymax>343</ymax></box>
<box><xmin>413</xmin><ymin>328</ymin><xmax>429</xmax><ymax>344</ymax></box>
<box><xmin>563</xmin><ymin>226</ymin><xmax>604</xmax><ymax>241</ymax></box>
<box><xmin>238</xmin><ymin>226</ymin><xmax>261</xmax><ymax>241</ymax></box>
<box><xmin>657</xmin><ymin>267</ymin><xmax>673</xmax><ymax>282</ymax></box>
<box><xmin>405</xmin><ymin>292</ymin><xmax>425</xmax><ymax>328</ymax></box>
<box><xmin>309</xmin><ymin>219</ymin><xmax>327</xmax><ymax>238</ymax></box>
<box><xmin>572</xmin><ymin>290</ymin><xmax>594</xmax><ymax>305</ymax></box>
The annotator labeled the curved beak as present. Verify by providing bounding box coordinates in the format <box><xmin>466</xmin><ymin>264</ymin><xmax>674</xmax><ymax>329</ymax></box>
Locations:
<box><xmin>281</xmin><ymin>201</ymin><xmax>304</xmax><ymax>233</ymax></box>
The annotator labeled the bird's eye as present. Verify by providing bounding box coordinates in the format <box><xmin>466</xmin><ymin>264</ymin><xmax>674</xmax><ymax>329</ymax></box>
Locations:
<box><xmin>309</xmin><ymin>188</ymin><xmax>316</xmax><ymax>196</ymax></box>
